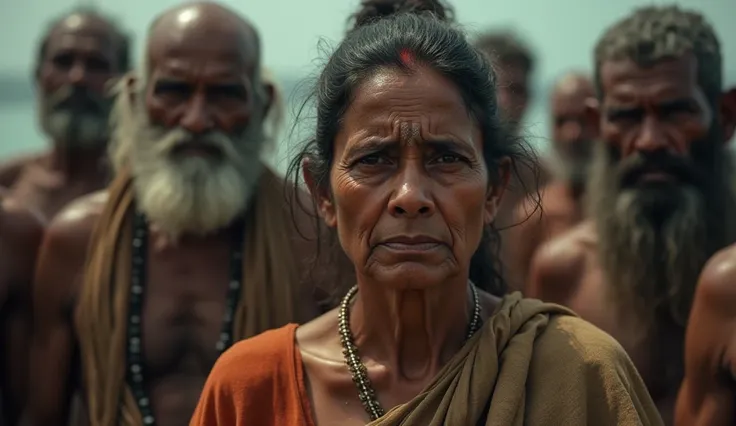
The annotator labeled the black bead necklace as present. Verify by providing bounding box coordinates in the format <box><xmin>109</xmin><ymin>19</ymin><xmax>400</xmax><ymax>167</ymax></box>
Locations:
<box><xmin>338</xmin><ymin>283</ymin><xmax>482</xmax><ymax>421</ymax></box>
<box><xmin>124</xmin><ymin>211</ymin><xmax>246</xmax><ymax>425</ymax></box>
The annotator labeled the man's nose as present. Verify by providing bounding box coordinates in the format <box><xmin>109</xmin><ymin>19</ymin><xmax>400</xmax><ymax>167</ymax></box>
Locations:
<box><xmin>180</xmin><ymin>94</ymin><xmax>214</xmax><ymax>134</ymax></box>
<box><xmin>634</xmin><ymin>116</ymin><xmax>671</xmax><ymax>154</ymax></box>
<box><xmin>67</xmin><ymin>61</ymin><xmax>88</xmax><ymax>87</ymax></box>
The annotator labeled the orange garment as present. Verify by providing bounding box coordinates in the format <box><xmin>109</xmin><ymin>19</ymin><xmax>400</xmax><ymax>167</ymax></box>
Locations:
<box><xmin>190</xmin><ymin>324</ymin><xmax>314</xmax><ymax>426</ymax></box>
<box><xmin>191</xmin><ymin>294</ymin><xmax>662</xmax><ymax>426</ymax></box>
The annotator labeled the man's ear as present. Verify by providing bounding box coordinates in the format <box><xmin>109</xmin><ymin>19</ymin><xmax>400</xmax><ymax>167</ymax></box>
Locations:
<box><xmin>302</xmin><ymin>158</ymin><xmax>337</xmax><ymax>228</ymax></box>
<box><xmin>584</xmin><ymin>96</ymin><xmax>601</xmax><ymax>136</ymax></box>
<box><xmin>260</xmin><ymin>79</ymin><xmax>276</xmax><ymax>121</ymax></box>
<box><xmin>484</xmin><ymin>157</ymin><xmax>511</xmax><ymax>226</ymax></box>
<box><xmin>719</xmin><ymin>87</ymin><xmax>736</xmax><ymax>144</ymax></box>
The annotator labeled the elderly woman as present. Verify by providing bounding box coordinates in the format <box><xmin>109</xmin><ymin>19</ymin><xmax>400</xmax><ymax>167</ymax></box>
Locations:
<box><xmin>190</xmin><ymin>11</ymin><xmax>662</xmax><ymax>426</ymax></box>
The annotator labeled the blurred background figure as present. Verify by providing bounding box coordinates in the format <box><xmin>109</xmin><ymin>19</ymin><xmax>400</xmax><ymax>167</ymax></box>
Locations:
<box><xmin>504</xmin><ymin>71</ymin><xmax>596</xmax><ymax>291</ymax></box>
<box><xmin>0</xmin><ymin>7</ymin><xmax>130</xmax><ymax>219</ymax></box>
<box><xmin>473</xmin><ymin>30</ymin><xmax>534</xmax><ymax>136</ymax></box>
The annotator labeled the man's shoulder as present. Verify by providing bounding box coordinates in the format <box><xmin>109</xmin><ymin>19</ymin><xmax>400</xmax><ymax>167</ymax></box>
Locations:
<box><xmin>531</xmin><ymin>222</ymin><xmax>593</xmax><ymax>280</ymax></box>
<box><xmin>693</xmin><ymin>245</ymin><xmax>736</xmax><ymax>315</ymax></box>
<box><xmin>43</xmin><ymin>190</ymin><xmax>108</xmax><ymax>252</ymax></box>
<box><xmin>0</xmin><ymin>193</ymin><xmax>45</xmax><ymax>239</ymax></box>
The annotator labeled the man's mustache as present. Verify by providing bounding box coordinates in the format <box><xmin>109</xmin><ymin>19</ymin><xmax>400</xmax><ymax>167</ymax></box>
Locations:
<box><xmin>147</xmin><ymin>127</ymin><xmax>247</xmax><ymax>169</ymax></box>
<box><xmin>46</xmin><ymin>85</ymin><xmax>109</xmax><ymax>113</ymax></box>
<box><xmin>617</xmin><ymin>151</ymin><xmax>705</xmax><ymax>188</ymax></box>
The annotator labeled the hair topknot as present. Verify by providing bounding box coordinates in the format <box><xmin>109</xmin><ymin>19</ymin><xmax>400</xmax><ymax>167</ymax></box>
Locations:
<box><xmin>348</xmin><ymin>0</ymin><xmax>453</xmax><ymax>31</ymax></box>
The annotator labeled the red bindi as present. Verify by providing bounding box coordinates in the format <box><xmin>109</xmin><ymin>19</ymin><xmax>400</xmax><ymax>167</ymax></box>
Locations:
<box><xmin>399</xmin><ymin>48</ymin><xmax>415</xmax><ymax>67</ymax></box>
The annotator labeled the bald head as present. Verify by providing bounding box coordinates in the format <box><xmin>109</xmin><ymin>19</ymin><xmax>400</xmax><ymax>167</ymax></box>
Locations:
<box><xmin>145</xmin><ymin>2</ymin><xmax>260</xmax><ymax>76</ymax></box>
<box><xmin>36</xmin><ymin>8</ymin><xmax>130</xmax><ymax>76</ymax></box>
<box><xmin>36</xmin><ymin>8</ymin><xmax>129</xmax><ymax>147</ymax></box>
<box><xmin>551</xmin><ymin>72</ymin><xmax>594</xmax><ymax>106</ymax></box>
<box><xmin>550</xmin><ymin>72</ymin><xmax>596</xmax><ymax>157</ymax></box>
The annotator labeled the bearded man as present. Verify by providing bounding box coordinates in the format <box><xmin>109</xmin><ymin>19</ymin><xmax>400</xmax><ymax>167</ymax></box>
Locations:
<box><xmin>0</xmin><ymin>191</ymin><xmax>44</xmax><ymax>425</ymax></box>
<box><xmin>26</xmin><ymin>3</ymin><xmax>347</xmax><ymax>426</ymax></box>
<box><xmin>505</xmin><ymin>72</ymin><xmax>597</xmax><ymax>291</ymax></box>
<box><xmin>526</xmin><ymin>6</ymin><xmax>736</xmax><ymax>424</ymax></box>
<box><xmin>0</xmin><ymin>8</ymin><xmax>130</xmax><ymax>218</ymax></box>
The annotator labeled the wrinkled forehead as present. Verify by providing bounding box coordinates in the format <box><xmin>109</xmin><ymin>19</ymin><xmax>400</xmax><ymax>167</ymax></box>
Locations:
<box><xmin>146</xmin><ymin>26</ymin><xmax>259</xmax><ymax>81</ymax></box>
<box><xmin>348</xmin><ymin>67</ymin><xmax>474</xmax><ymax>130</ymax></box>
<box><xmin>599</xmin><ymin>55</ymin><xmax>703</xmax><ymax>102</ymax></box>
<box><xmin>46</xmin><ymin>14</ymin><xmax>120</xmax><ymax>54</ymax></box>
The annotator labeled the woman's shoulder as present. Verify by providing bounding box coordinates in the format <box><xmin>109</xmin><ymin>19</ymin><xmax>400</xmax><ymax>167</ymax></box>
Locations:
<box><xmin>536</xmin><ymin>315</ymin><xmax>630</xmax><ymax>365</ymax></box>
<box><xmin>210</xmin><ymin>324</ymin><xmax>300</xmax><ymax>387</ymax></box>
<box><xmin>191</xmin><ymin>324</ymin><xmax>308</xmax><ymax>425</ymax></box>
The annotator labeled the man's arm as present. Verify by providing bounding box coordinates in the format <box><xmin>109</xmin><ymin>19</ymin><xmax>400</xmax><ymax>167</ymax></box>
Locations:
<box><xmin>675</xmin><ymin>248</ymin><xmax>736</xmax><ymax>426</ymax></box>
<box><xmin>0</xmin><ymin>198</ymin><xmax>44</xmax><ymax>425</ymax></box>
<box><xmin>525</xmin><ymin>227</ymin><xmax>586</xmax><ymax>303</ymax></box>
<box><xmin>25</xmin><ymin>208</ymin><xmax>93</xmax><ymax>425</ymax></box>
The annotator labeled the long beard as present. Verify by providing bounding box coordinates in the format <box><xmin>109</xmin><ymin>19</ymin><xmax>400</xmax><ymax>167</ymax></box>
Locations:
<box><xmin>118</xmin><ymin>98</ymin><xmax>265</xmax><ymax>240</ymax></box>
<box><xmin>39</xmin><ymin>85</ymin><xmax>112</xmax><ymax>148</ymax></box>
<box><xmin>588</xmin><ymin>137</ymin><xmax>736</xmax><ymax>334</ymax></box>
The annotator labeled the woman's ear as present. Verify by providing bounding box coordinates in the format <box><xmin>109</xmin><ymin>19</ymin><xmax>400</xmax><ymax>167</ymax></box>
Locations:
<box><xmin>719</xmin><ymin>87</ymin><xmax>736</xmax><ymax>144</ymax></box>
<box><xmin>303</xmin><ymin>158</ymin><xmax>337</xmax><ymax>227</ymax></box>
<box><xmin>485</xmin><ymin>157</ymin><xmax>511</xmax><ymax>225</ymax></box>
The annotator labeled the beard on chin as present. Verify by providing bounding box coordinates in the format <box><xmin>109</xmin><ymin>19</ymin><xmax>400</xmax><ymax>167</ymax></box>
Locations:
<box><xmin>130</xmin><ymin>114</ymin><xmax>265</xmax><ymax>240</ymax></box>
<box><xmin>587</xmin><ymin>138</ymin><xmax>736</xmax><ymax>337</ymax></box>
<box><xmin>40</xmin><ymin>85</ymin><xmax>112</xmax><ymax>148</ymax></box>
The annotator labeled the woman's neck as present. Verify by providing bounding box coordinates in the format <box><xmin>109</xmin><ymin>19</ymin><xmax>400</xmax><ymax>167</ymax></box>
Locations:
<box><xmin>349</xmin><ymin>276</ymin><xmax>474</xmax><ymax>382</ymax></box>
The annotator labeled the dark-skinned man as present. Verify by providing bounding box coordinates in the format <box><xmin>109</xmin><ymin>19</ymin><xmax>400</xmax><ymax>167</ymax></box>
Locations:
<box><xmin>26</xmin><ymin>2</ymin><xmax>348</xmax><ymax>426</ymax></box>
<box><xmin>527</xmin><ymin>6</ymin><xmax>736</xmax><ymax>424</ymax></box>
<box><xmin>0</xmin><ymin>190</ymin><xmax>44</xmax><ymax>425</ymax></box>
<box><xmin>0</xmin><ymin>8</ymin><xmax>130</xmax><ymax>219</ymax></box>
<box><xmin>506</xmin><ymin>72</ymin><xmax>597</xmax><ymax>290</ymax></box>
<box><xmin>676</xmin><ymin>131</ymin><xmax>736</xmax><ymax>425</ymax></box>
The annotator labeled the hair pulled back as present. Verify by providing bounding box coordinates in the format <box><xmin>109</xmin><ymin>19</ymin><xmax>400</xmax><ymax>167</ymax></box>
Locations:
<box><xmin>348</xmin><ymin>0</ymin><xmax>453</xmax><ymax>31</ymax></box>
<box><xmin>290</xmin><ymin>11</ymin><xmax>530</xmax><ymax>298</ymax></box>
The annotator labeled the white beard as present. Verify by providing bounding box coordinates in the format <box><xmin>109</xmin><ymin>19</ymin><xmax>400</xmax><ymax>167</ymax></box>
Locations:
<box><xmin>110</xmin><ymin>78</ymin><xmax>267</xmax><ymax>240</ymax></box>
<box><xmin>133</xmin><ymin>153</ymin><xmax>262</xmax><ymax>240</ymax></box>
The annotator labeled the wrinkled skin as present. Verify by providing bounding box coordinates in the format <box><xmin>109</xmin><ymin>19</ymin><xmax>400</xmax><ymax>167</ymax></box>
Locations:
<box><xmin>298</xmin><ymin>66</ymin><xmax>507</xmax><ymax>425</ymax></box>
<box><xmin>527</xmin><ymin>56</ymin><xmax>736</xmax><ymax>425</ymax></box>
<box><xmin>24</xmin><ymin>3</ymin><xmax>350</xmax><ymax>426</ymax></box>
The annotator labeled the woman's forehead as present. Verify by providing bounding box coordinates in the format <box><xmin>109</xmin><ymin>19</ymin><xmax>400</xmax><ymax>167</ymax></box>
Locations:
<box><xmin>345</xmin><ymin>67</ymin><xmax>473</xmax><ymax>130</ymax></box>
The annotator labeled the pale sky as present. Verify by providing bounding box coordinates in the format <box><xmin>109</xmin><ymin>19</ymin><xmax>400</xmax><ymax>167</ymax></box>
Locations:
<box><xmin>1</xmin><ymin>0</ymin><xmax>733</xmax><ymax>77</ymax></box>
<box><xmin>0</xmin><ymin>0</ymin><xmax>733</xmax><ymax>166</ymax></box>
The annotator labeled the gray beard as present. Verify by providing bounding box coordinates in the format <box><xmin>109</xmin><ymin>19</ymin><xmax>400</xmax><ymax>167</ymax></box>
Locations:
<box><xmin>114</xmin><ymin>95</ymin><xmax>267</xmax><ymax>240</ymax></box>
<box><xmin>587</xmin><ymin>142</ymin><xmax>736</xmax><ymax>334</ymax></box>
<box><xmin>42</xmin><ymin>110</ymin><xmax>110</xmax><ymax>148</ymax></box>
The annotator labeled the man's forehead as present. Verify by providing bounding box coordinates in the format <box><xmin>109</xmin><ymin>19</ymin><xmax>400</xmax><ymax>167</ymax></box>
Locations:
<box><xmin>600</xmin><ymin>55</ymin><xmax>699</xmax><ymax>92</ymax></box>
<box><xmin>147</xmin><ymin>6</ymin><xmax>259</xmax><ymax>72</ymax></box>
<box><xmin>50</xmin><ymin>13</ymin><xmax>116</xmax><ymax>40</ymax></box>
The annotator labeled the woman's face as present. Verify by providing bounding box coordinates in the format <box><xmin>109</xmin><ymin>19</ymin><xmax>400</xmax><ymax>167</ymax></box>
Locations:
<box><xmin>309</xmin><ymin>66</ymin><xmax>507</xmax><ymax>289</ymax></box>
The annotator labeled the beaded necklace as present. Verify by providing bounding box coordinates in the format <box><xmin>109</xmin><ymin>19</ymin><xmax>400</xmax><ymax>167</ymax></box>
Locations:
<box><xmin>124</xmin><ymin>212</ymin><xmax>245</xmax><ymax>425</ymax></box>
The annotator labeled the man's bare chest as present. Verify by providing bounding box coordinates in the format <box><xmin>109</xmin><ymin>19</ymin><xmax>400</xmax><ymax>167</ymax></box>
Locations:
<box><xmin>136</xmin><ymin>242</ymin><xmax>234</xmax><ymax>378</ymax></box>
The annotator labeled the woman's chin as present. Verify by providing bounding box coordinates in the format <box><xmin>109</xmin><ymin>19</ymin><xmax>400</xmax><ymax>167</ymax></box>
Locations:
<box><xmin>367</xmin><ymin>262</ymin><xmax>456</xmax><ymax>289</ymax></box>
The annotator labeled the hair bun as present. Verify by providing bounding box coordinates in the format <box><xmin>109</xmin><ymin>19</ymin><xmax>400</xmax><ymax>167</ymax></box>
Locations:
<box><xmin>349</xmin><ymin>0</ymin><xmax>453</xmax><ymax>31</ymax></box>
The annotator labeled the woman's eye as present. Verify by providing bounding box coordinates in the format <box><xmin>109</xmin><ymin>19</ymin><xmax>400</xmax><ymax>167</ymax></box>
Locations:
<box><xmin>358</xmin><ymin>154</ymin><xmax>388</xmax><ymax>165</ymax></box>
<box><xmin>435</xmin><ymin>153</ymin><xmax>463</xmax><ymax>164</ymax></box>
